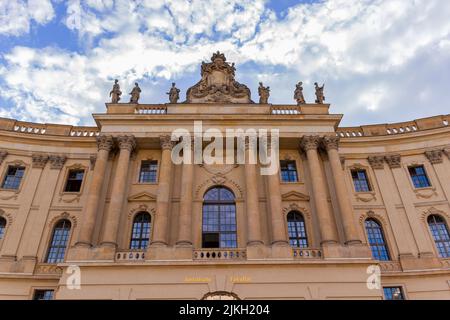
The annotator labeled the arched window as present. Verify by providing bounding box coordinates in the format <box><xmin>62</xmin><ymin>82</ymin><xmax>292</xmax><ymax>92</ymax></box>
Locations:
<box><xmin>365</xmin><ymin>219</ymin><xmax>390</xmax><ymax>261</ymax></box>
<box><xmin>427</xmin><ymin>215</ymin><xmax>450</xmax><ymax>258</ymax></box>
<box><xmin>0</xmin><ymin>217</ymin><xmax>6</xmax><ymax>240</ymax></box>
<box><xmin>202</xmin><ymin>187</ymin><xmax>237</xmax><ymax>248</ymax></box>
<box><xmin>130</xmin><ymin>212</ymin><xmax>151</xmax><ymax>249</ymax></box>
<box><xmin>45</xmin><ymin>219</ymin><xmax>71</xmax><ymax>263</ymax></box>
<box><xmin>287</xmin><ymin>211</ymin><xmax>308</xmax><ymax>248</ymax></box>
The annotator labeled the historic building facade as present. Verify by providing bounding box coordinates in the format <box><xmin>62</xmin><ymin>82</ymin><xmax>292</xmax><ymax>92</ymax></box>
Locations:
<box><xmin>0</xmin><ymin>53</ymin><xmax>449</xmax><ymax>300</ymax></box>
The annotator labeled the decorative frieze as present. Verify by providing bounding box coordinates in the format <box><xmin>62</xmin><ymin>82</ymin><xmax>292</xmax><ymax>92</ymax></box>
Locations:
<box><xmin>368</xmin><ymin>155</ymin><xmax>385</xmax><ymax>170</ymax></box>
<box><xmin>322</xmin><ymin>136</ymin><xmax>340</xmax><ymax>151</ymax></box>
<box><xmin>96</xmin><ymin>134</ymin><xmax>114</xmax><ymax>152</ymax></box>
<box><xmin>160</xmin><ymin>134</ymin><xmax>175</xmax><ymax>150</ymax></box>
<box><xmin>425</xmin><ymin>149</ymin><xmax>443</xmax><ymax>164</ymax></box>
<box><xmin>116</xmin><ymin>135</ymin><xmax>136</xmax><ymax>152</ymax></box>
<box><xmin>0</xmin><ymin>150</ymin><xmax>8</xmax><ymax>165</ymax></box>
<box><xmin>49</xmin><ymin>155</ymin><xmax>67</xmax><ymax>170</ymax></box>
<box><xmin>32</xmin><ymin>154</ymin><xmax>49</xmax><ymax>169</ymax></box>
<box><xmin>300</xmin><ymin>135</ymin><xmax>321</xmax><ymax>151</ymax></box>
<box><xmin>385</xmin><ymin>154</ymin><xmax>401</xmax><ymax>169</ymax></box>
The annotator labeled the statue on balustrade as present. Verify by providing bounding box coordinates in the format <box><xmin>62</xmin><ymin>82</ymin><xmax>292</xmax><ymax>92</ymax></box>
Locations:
<box><xmin>110</xmin><ymin>79</ymin><xmax>122</xmax><ymax>103</ymax></box>
<box><xmin>314</xmin><ymin>82</ymin><xmax>325</xmax><ymax>104</ymax></box>
<box><xmin>294</xmin><ymin>81</ymin><xmax>306</xmax><ymax>105</ymax></box>
<box><xmin>129</xmin><ymin>82</ymin><xmax>141</xmax><ymax>104</ymax></box>
<box><xmin>167</xmin><ymin>82</ymin><xmax>180</xmax><ymax>104</ymax></box>
<box><xmin>258</xmin><ymin>82</ymin><xmax>270</xmax><ymax>104</ymax></box>
<box><xmin>186</xmin><ymin>51</ymin><xmax>253</xmax><ymax>103</ymax></box>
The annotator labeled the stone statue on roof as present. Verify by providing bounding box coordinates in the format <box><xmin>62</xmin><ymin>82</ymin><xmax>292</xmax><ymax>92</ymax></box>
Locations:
<box><xmin>315</xmin><ymin>82</ymin><xmax>325</xmax><ymax>104</ymax></box>
<box><xmin>110</xmin><ymin>79</ymin><xmax>122</xmax><ymax>103</ymax></box>
<box><xmin>294</xmin><ymin>81</ymin><xmax>306</xmax><ymax>105</ymax></box>
<box><xmin>167</xmin><ymin>82</ymin><xmax>180</xmax><ymax>104</ymax></box>
<box><xmin>258</xmin><ymin>82</ymin><xmax>270</xmax><ymax>104</ymax></box>
<box><xmin>129</xmin><ymin>82</ymin><xmax>141</xmax><ymax>104</ymax></box>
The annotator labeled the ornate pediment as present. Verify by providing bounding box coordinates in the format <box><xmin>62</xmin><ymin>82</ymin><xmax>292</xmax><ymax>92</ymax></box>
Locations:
<box><xmin>127</xmin><ymin>192</ymin><xmax>157</xmax><ymax>202</ymax></box>
<box><xmin>281</xmin><ymin>191</ymin><xmax>310</xmax><ymax>201</ymax></box>
<box><xmin>186</xmin><ymin>51</ymin><xmax>253</xmax><ymax>104</ymax></box>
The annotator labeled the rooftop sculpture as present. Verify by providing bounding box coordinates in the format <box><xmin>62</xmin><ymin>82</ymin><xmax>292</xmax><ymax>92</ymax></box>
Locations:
<box><xmin>186</xmin><ymin>51</ymin><xmax>253</xmax><ymax>103</ymax></box>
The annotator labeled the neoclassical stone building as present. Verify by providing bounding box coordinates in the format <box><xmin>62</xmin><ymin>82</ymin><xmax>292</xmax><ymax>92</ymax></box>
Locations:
<box><xmin>0</xmin><ymin>53</ymin><xmax>449</xmax><ymax>300</ymax></box>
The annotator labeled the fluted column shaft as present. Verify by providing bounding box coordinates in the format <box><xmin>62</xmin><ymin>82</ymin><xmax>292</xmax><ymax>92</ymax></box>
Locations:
<box><xmin>100</xmin><ymin>135</ymin><xmax>135</xmax><ymax>246</ymax></box>
<box><xmin>76</xmin><ymin>135</ymin><xmax>113</xmax><ymax>247</ymax></box>
<box><xmin>176</xmin><ymin>139</ymin><xmax>194</xmax><ymax>246</ymax></box>
<box><xmin>301</xmin><ymin>136</ymin><xmax>338</xmax><ymax>244</ymax></box>
<box><xmin>245</xmin><ymin>141</ymin><xmax>263</xmax><ymax>246</ymax></box>
<box><xmin>151</xmin><ymin>135</ymin><xmax>174</xmax><ymax>246</ymax></box>
<box><xmin>266</xmin><ymin>169</ymin><xmax>289</xmax><ymax>245</ymax></box>
<box><xmin>323</xmin><ymin>136</ymin><xmax>361</xmax><ymax>245</ymax></box>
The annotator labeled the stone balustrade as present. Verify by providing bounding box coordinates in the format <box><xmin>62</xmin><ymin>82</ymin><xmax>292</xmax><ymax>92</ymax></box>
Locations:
<box><xmin>115</xmin><ymin>250</ymin><xmax>146</xmax><ymax>261</ymax></box>
<box><xmin>135</xmin><ymin>105</ymin><xmax>167</xmax><ymax>114</ymax></box>
<box><xmin>292</xmin><ymin>248</ymin><xmax>322</xmax><ymax>259</ymax></box>
<box><xmin>270</xmin><ymin>105</ymin><xmax>301</xmax><ymax>115</ymax></box>
<box><xmin>193</xmin><ymin>248</ymin><xmax>246</xmax><ymax>260</ymax></box>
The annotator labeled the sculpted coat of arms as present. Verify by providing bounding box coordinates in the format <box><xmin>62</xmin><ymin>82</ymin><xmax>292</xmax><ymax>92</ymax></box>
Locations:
<box><xmin>186</xmin><ymin>51</ymin><xmax>253</xmax><ymax>104</ymax></box>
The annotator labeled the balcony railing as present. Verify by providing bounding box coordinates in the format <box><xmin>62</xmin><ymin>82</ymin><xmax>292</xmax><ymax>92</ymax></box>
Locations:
<box><xmin>193</xmin><ymin>248</ymin><xmax>246</xmax><ymax>260</ymax></box>
<box><xmin>115</xmin><ymin>250</ymin><xmax>146</xmax><ymax>261</ymax></box>
<box><xmin>292</xmin><ymin>248</ymin><xmax>322</xmax><ymax>259</ymax></box>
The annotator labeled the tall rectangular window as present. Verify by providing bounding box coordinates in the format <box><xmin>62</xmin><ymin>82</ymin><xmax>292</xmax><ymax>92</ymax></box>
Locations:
<box><xmin>408</xmin><ymin>165</ymin><xmax>431</xmax><ymax>188</ymax></box>
<box><xmin>64</xmin><ymin>169</ymin><xmax>85</xmax><ymax>192</ymax></box>
<box><xmin>280</xmin><ymin>160</ymin><xmax>298</xmax><ymax>182</ymax></box>
<box><xmin>383</xmin><ymin>287</ymin><xmax>405</xmax><ymax>300</ymax></box>
<box><xmin>139</xmin><ymin>160</ymin><xmax>158</xmax><ymax>183</ymax></box>
<box><xmin>33</xmin><ymin>290</ymin><xmax>54</xmax><ymax>300</ymax></box>
<box><xmin>351</xmin><ymin>169</ymin><xmax>371</xmax><ymax>192</ymax></box>
<box><xmin>1</xmin><ymin>166</ymin><xmax>25</xmax><ymax>190</ymax></box>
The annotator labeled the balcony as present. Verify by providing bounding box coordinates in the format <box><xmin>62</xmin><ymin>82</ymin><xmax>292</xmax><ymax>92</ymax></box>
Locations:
<box><xmin>193</xmin><ymin>248</ymin><xmax>246</xmax><ymax>261</ymax></box>
<box><xmin>115</xmin><ymin>250</ymin><xmax>146</xmax><ymax>261</ymax></box>
<box><xmin>292</xmin><ymin>248</ymin><xmax>322</xmax><ymax>259</ymax></box>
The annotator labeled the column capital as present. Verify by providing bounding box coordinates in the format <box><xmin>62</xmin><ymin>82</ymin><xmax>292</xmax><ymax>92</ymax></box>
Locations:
<box><xmin>117</xmin><ymin>135</ymin><xmax>136</xmax><ymax>152</ymax></box>
<box><xmin>300</xmin><ymin>135</ymin><xmax>321</xmax><ymax>152</ymax></box>
<box><xmin>32</xmin><ymin>153</ymin><xmax>49</xmax><ymax>169</ymax></box>
<box><xmin>425</xmin><ymin>149</ymin><xmax>443</xmax><ymax>164</ymax></box>
<box><xmin>89</xmin><ymin>154</ymin><xmax>97</xmax><ymax>170</ymax></box>
<box><xmin>160</xmin><ymin>134</ymin><xmax>175</xmax><ymax>150</ymax></box>
<box><xmin>368</xmin><ymin>155</ymin><xmax>385</xmax><ymax>170</ymax></box>
<box><xmin>322</xmin><ymin>135</ymin><xmax>340</xmax><ymax>151</ymax></box>
<box><xmin>444</xmin><ymin>147</ymin><xmax>450</xmax><ymax>160</ymax></box>
<box><xmin>96</xmin><ymin>134</ymin><xmax>114</xmax><ymax>152</ymax></box>
<box><xmin>49</xmin><ymin>155</ymin><xmax>67</xmax><ymax>170</ymax></box>
<box><xmin>385</xmin><ymin>154</ymin><xmax>401</xmax><ymax>169</ymax></box>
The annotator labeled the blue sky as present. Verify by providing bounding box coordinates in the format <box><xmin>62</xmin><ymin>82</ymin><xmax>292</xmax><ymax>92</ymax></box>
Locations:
<box><xmin>0</xmin><ymin>0</ymin><xmax>449</xmax><ymax>126</ymax></box>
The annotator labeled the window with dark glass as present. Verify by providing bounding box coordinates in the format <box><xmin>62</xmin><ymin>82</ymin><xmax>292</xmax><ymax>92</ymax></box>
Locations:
<box><xmin>287</xmin><ymin>211</ymin><xmax>308</xmax><ymax>248</ymax></box>
<box><xmin>427</xmin><ymin>215</ymin><xmax>450</xmax><ymax>258</ymax></box>
<box><xmin>280</xmin><ymin>160</ymin><xmax>298</xmax><ymax>182</ymax></box>
<box><xmin>64</xmin><ymin>169</ymin><xmax>85</xmax><ymax>192</ymax></box>
<box><xmin>130</xmin><ymin>212</ymin><xmax>151</xmax><ymax>249</ymax></box>
<box><xmin>408</xmin><ymin>165</ymin><xmax>431</xmax><ymax>188</ymax></box>
<box><xmin>202</xmin><ymin>187</ymin><xmax>237</xmax><ymax>248</ymax></box>
<box><xmin>33</xmin><ymin>289</ymin><xmax>54</xmax><ymax>300</ymax></box>
<box><xmin>365</xmin><ymin>219</ymin><xmax>390</xmax><ymax>261</ymax></box>
<box><xmin>383</xmin><ymin>287</ymin><xmax>405</xmax><ymax>300</ymax></box>
<box><xmin>1</xmin><ymin>165</ymin><xmax>25</xmax><ymax>190</ymax></box>
<box><xmin>0</xmin><ymin>217</ymin><xmax>6</xmax><ymax>240</ymax></box>
<box><xmin>351</xmin><ymin>169</ymin><xmax>371</xmax><ymax>192</ymax></box>
<box><xmin>45</xmin><ymin>219</ymin><xmax>71</xmax><ymax>264</ymax></box>
<box><xmin>139</xmin><ymin>160</ymin><xmax>158</xmax><ymax>183</ymax></box>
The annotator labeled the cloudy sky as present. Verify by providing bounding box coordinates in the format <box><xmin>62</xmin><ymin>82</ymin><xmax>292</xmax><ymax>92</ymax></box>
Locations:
<box><xmin>0</xmin><ymin>0</ymin><xmax>449</xmax><ymax>126</ymax></box>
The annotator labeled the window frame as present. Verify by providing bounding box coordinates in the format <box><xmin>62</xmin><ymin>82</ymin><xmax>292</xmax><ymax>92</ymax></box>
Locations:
<box><xmin>427</xmin><ymin>214</ymin><xmax>450</xmax><ymax>258</ymax></box>
<box><xmin>45</xmin><ymin>219</ymin><xmax>72</xmax><ymax>264</ymax></box>
<box><xmin>350</xmin><ymin>168</ymin><xmax>372</xmax><ymax>193</ymax></box>
<box><xmin>1</xmin><ymin>163</ymin><xmax>27</xmax><ymax>191</ymax></box>
<box><xmin>407</xmin><ymin>164</ymin><xmax>432</xmax><ymax>189</ymax></box>
<box><xmin>0</xmin><ymin>216</ymin><xmax>6</xmax><ymax>243</ymax></box>
<box><xmin>63</xmin><ymin>168</ymin><xmax>86</xmax><ymax>193</ymax></box>
<box><xmin>286</xmin><ymin>211</ymin><xmax>309</xmax><ymax>248</ymax></box>
<box><xmin>383</xmin><ymin>286</ymin><xmax>406</xmax><ymax>300</ymax></box>
<box><xmin>137</xmin><ymin>159</ymin><xmax>159</xmax><ymax>184</ymax></box>
<box><xmin>129</xmin><ymin>211</ymin><xmax>152</xmax><ymax>250</ymax></box>
<box><xmin>279</xmin><ymin>160</ymin><xmax>299</xmax><ymax>183</ymax></box>
<box><xmin>364</xmin><ymin>218</ymin><xmax>391</xmax><ymax>261</ymax></box>
<box><xmin>32</xmin><ymin>288</ymin><xmax>55</xmax><ymax>300</ymax></box>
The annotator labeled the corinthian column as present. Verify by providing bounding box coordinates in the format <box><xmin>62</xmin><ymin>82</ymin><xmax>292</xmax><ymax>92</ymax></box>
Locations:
<box><xmin>323</xmin><ymin>136</ymin><xmax>361</xmax><ymax>245</ymax></box>
<box><xmin>176</xmin><ymin>138</ymin><xmax>194</xmax><ymax>246</ymax></box>
<box><xmin>244</xmin><ymin>140</ymin><xmax>263</xmax><ymax>246</ymax></box>
<box><xmin>76</xmin><ymin>135</ymin><xmax>113</xmax><ymax>247</ymax></box>
<box><xmin>151</xmin><ymin>135</ymin><xmax>174</xmax><ymax>246</ymax></box>
<box><xmin>100</xmin><ymin>135</ymin><xmax>136</xmax><ymax>247</ymax></box>
<box><xmin>300</xmin><ymin>136</ymin><xmax>338</xmax><ymax>244</ymax></box>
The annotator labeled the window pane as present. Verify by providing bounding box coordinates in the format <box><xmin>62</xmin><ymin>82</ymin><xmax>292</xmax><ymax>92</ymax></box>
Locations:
<box><xmin>383</xmin><ymin>287</ymin><xmax>404</xmax><ymax>300</ymax></box>
<box><xmin>408</xmin><ymin>165</ymin><xmax>431</xmax><ymax>188</ymax></box>
<box><xmin>287</xmin><ymin>212</ymin><xmax>308</xmax><ymax>248</ymax></box>
<box><xmin>129</xmin><ymin>212</ymin><xmax>151</xmax><ymax>249</ymax></box>
<box><xmin>139</xmin><ymin>160</ymin><xmax>158</xmax><ymax>183</ymax></box>
<box><xmin>428</xmin><ymin>215</ymin><xmax>450</xmax><ymax>258</ymax></box>
<box><xmin>0</xmin><ymin>217</ymin><xmax>5</xmax><ymax>239</ymax></box>
<box><xmin>64</xmin><ymin>169</ymin><xmax>85</xmax><ymax>192</ymax></box>
<box><xmin>33</xmin><ymin>290</ymin><xmax>54</xmax><ymax>300</ymax></box>
<box><xmin>280</xmin><ymin>160</ymin><xmax>298</xmax><ymax>182</ymax></box>
<box><xmin>351</xmin><ymin>169</ymin><xmax>371</xmax><ymax>192</ymax></box>
<box><xmin>45</xmin><ymin>220</ymin><xmax>71</xmax><ymax>263</ymax></box>
<box><xmin>2</xmin><ymin>166</ymin><xmax>25</xmax><ymax>190</ymax></box>
<box><xmin>365</xmin><ymin>219</ymin><xmax>390</xmax><ymax>261</ymax></box>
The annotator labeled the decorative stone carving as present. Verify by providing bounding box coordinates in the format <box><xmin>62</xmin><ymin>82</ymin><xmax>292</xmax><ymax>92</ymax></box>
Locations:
<box><xmin>89</xmin><ymin>154</ymin><xmax>97</xmax><ymax>170</ymax></box>
<box><xmin>443</xmin><ymin>147</ymin><xmax>450</xmax><ymax>160</ymax></box>
<box><xmin>314</xmin><ymin>82</ymin><xmax>325</xmax><ymax>104</ymax></box>
<box><xmin>167</xmin><ymin>82</ymin><xmax>180</xmax><ymax>104</ymax></box>
<box><xmin>186</xmin><ymin>51</ymin><xmax>252</xmax><ymax>104</ymax></box>
<box><xmin>49</xmin><ymin>155</ymin><xmax>67</xmax><ymax>170</ymax></box>
<box><xmin>109</xmin><ymin>79</ymin><xmax>122</xmax><ymax>103</ymax></box>
<box><xmin>368</xmin><ymin>155</ymin><xmax>385</xmax><ymax>170</ymax></box>
<box><xmin>322</xmin><ymin>136</ymin><xmax>340</xmax><ymax>150</ymax></box>
<box><xmin>116</xmin><ymin>135</ymin><xmax>136</xmax><ymax>151</ymax></box>
<box><xmin>129</xmin><ymin>82</ymin><xmax>141</xmax><ymax>104</ymax></box>
<box><xmin>0</xmin><ymin>151</ymin><xmax>8</xmax><ymax>165</ymax></box>
<box><xmin>160</xmin><ymin>135</ymin><xmax>174</xmax><ymax>150</ymax></box>
<box><xmin>425</xmin><ymin>149</ymin><xmax>443</xmax><ymax>164</ymax></box>
<box><xmin>258</xmin><ymin>82</ymin><xmax>270</xmax><ymax>104</ymax></box>
<box><xmin>300</xmin><ymin>136</ymin><xmax>320</xmax><ymax>151</ymax></box>
<box><xmin>96</xmin><ymin>135</ymin><xmax>114</xmax><ymax>152</ymax></box>
<box><xmin>294</xmin><ymin>81</ymin><xmax>306</xmax><ymax>105</ymax></box>
<box><xmin>32</xmin><ymin>154</ymin><xmax>49</xmax><ymax>169</ymax></box>
<box><xmin>385</xmin><ymin>154</ymin><xmax>401</xmax><ymax>169</ymax></box>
